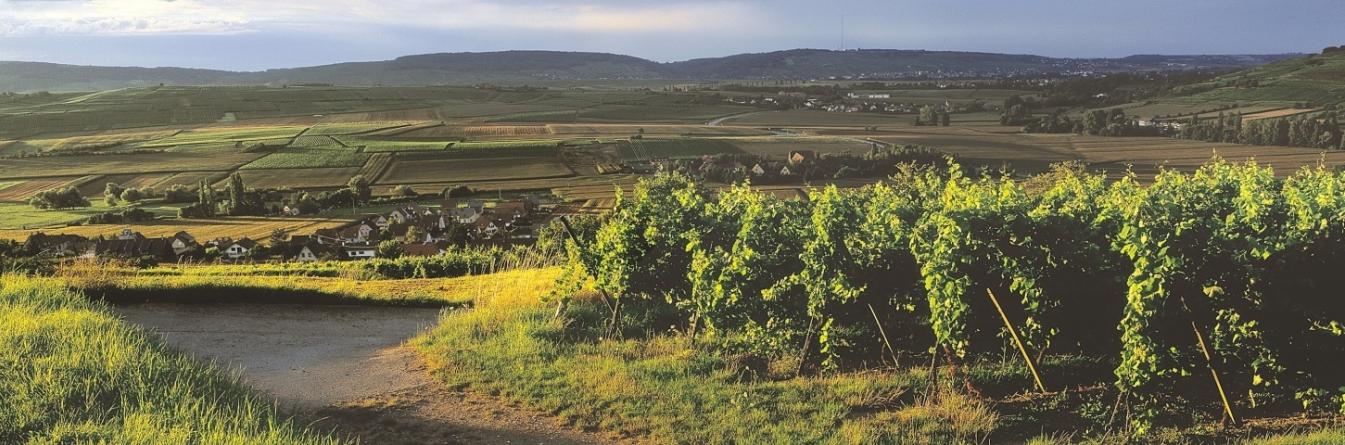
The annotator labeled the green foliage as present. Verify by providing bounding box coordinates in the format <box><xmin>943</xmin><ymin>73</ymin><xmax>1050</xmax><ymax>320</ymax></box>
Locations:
<box><xmin>571</xmin><ymin>160</ymin><xmax>1345</xmax><ymax>429</ymax></box>
<box><xmin>27</xmin><ymin>186</ymin><xmax>89</xmax><ymax>209</ymax></box>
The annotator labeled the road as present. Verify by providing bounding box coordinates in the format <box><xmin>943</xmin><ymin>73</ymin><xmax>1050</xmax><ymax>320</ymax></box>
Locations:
<box><xmin>116</xmin><ymin>303</ymin><xmax>609</xmax><ymax>445</ymax></box>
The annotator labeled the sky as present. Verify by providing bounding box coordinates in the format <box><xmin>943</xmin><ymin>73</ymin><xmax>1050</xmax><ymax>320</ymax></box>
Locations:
<box><xmin>0</xmin><ymin>0</ymin><xmax>1339</xmax><ymax>71</ymax></box>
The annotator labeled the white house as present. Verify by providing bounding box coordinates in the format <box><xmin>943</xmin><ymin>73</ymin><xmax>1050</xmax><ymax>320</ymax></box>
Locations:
<box><xmin>224</xmin><ymin>238</ymin><xmax>258</xmax><ymax>260</ymax></box>
<box><xmin>343</xmin><ymin>244</ymin><xmax>378</xmax><ymax>259</ymax></box>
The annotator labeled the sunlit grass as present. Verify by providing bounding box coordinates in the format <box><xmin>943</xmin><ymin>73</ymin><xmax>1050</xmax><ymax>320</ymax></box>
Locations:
<box><xmin>412</xmin><ymin>271</ymin><xmax>1005</xmax><ymax>444</ymax></box>
<box><xmin>0</xmin><ymin>275</ymin><xmax>347</xmax><ymax>444</ymax></box>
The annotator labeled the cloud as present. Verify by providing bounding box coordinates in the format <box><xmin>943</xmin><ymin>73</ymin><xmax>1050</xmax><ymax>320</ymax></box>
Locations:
<box><xmin>0</xmin><ymin>0</ymin><xmax>761</xmax><ymax>36</ymax></box>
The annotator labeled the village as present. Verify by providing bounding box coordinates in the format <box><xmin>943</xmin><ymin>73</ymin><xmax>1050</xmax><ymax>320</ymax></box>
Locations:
<box><xmin>16</xmin><ymin>196</ymin><xmax>552</xmax><ymax>263</ymax></box>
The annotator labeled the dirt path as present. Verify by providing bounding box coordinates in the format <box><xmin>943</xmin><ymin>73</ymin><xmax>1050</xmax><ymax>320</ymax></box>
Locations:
<box><xmin>115</xmin><ymin>303</ymin><xmax>609</xmax><ymax>445</ymax></box>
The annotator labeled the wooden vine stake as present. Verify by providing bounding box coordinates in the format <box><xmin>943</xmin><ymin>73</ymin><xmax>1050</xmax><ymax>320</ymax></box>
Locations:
<box><xmin>867</xmin><ymin>304</ymin><xmax>900</xmax><ymax>367</ymax></box>
<box><xmin>1190</xmin><ymin>317</ymin><xmax>1239</xmax><ymax>426</ymax></box>
<box><xmin>555</xmin><ymin>217</ymin><xmax>617</xmax><ymax>318</ymax></box>
<box><xmin>985</xmin><ymin>289</ymin><xmax>1048</xmax><ymax>394</ymax></box>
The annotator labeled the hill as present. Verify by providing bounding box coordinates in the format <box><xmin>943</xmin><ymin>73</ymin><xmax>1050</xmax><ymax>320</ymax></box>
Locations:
<box><xmin>1171</xmin><ymin>49</ymin><xmax>1345</xmax><ymax>103</ymax></box>
<box><xmin>0</xmin><ymin>50</ymin><xmax>1301</xmax><ymax>92</ymax></box>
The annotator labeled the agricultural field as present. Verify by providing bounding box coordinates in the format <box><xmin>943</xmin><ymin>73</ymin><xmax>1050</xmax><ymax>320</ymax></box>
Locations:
<box><xmin>0</xmin><ymin>215</ymin><xmax>357</xmax><ymax>241</ymax></box>
<box><xmin>724</xmin><ymin>110</ymin><xmax>920</xmax><ymax>127</ymax></box>
<box><xmin>0</xmin><ymin>151</ymin><xmax>262</xmax><ymax>178</ymax></box>
<box><xmin>239</xmin><ymin>148</ymin><xmax>369</xmax><ymax>170</ymax></box>
<box><xmin>0</xmin><ymin>177</ymin><xmax>85</xmax><ymax>202</ymax></box>
<box><xmin>73</xmin><ymin>173</ymin><xmax>173</xmax><ymax>196</ymax></box>
<box><xmin>140</xmin><ymin>125</ymin><xmax>308</xmax><ymax>148</ymax></box>
<box><xmin>229</xmin><ymin>166</ymin><xmax>366</xmax><ymax>189</ymax></box>
<box><xmin>377</xmin><ymin>155</ymin><xmax>574</xmax><ymax>184</ymax></box>
<box><xmin>619</xmin><ymin>138</ymin><xmax>743</xmax><ymax>160</ymax></box>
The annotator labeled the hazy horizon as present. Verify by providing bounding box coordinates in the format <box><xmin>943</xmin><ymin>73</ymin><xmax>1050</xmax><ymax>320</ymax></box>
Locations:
<box><xmin>0</xmin><ymin>0</ymin><xmax>1339</xmax><ymax>71</ymax></box>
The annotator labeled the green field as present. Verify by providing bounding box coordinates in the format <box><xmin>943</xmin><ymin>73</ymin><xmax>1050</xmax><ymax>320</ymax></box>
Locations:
<box><xmin>620</xmin><ymin>138</ymin><xmax>744</xmax><ymax>160</ymax></box>
<box><xmin>240</xmin><ymin>148</ymin><xmax>370</xmax><ymax>169</ymax></box>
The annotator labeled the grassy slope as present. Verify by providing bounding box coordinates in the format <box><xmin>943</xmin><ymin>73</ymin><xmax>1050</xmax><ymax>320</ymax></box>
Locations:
<box><xmin>414</xmin><ymin>271</ymin><xmax>1002</xmax><ymax>444</ymax></box>
<box><xmin>0</xmin><ymin>275</ymin><xmax>346</xmax><ymax>444</ymax></box>
<box><xmin>1177</xmin><ymin>51</ymin><xmax>1345</xmax><ymax>103</ymax></box>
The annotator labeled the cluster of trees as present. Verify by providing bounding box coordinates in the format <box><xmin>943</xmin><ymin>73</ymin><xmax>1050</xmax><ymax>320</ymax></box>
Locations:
<box><xmin>555</xmin><ymin>163</ymin><xmax>1345</xmax><ymax>432</ymax></box>
<box><xmin>1022</xmin><ymin>107</ymin><xmax>1160</xmax><ymax>136</ymax></box>
<box><xmin>666</xmin><ymin>144</ymin><xmax>945</xmax><ymax>184</ymax></box>
<box><xmin>102</xmin><ymin>183</ymin><xmax>156</xmax><ymax>206</ymax></box>
<box><xmin>28</xmin><ymin>187</ymin><xmax>88</xmax><ymax>209</ymax></box>
<box><xmin>914</xmin><ymin>105</ymin><xmax>951</xmax><ymax>126</ymax></box>
<box><xmin>85</xmin><ymin>208</ymin><xmax>154</xmax><ymax>224</ymax></box>
<box><xmin>1172</xmin><ymin>112</ymin><xmax>1343</xmax><ymax>149</ymax></box>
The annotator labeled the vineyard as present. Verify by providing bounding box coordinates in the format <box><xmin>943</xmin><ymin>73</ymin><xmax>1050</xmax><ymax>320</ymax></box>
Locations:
<box><xmin>555</xmin><ymin>159</ymin><xmax>1345</xmax><ymax>435</ymax></box>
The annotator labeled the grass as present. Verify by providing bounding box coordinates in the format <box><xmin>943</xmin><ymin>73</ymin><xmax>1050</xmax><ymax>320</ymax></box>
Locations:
<box><xmin>140</xmin><ymin>126</ymin><xmax>309</xmax><ymax>148</ymax></box>
<box><xmin>0</xmin><ymin>201</ymin><xmax>106</xmax><ymax>228</ymax></box>
<box><xmin>57</xmin><ymin>262</ymin><xmax>560</xmax><ymax>307</ymax></box>
<box><xmin>339</xmin><ymin>138</ymin><xmax>449</xmax><ymax>152</ymax></box>
<box><xmin>622</xmin><ymin>138</ymin><xmax>744</xmax><ymax>160</ymax></box>
<box><xmin>0</xmin><ymin>274</ymin><xmax>347</xmax><ymax>444</ymax></box>
<box><xmin>413</xmin><ymin>273</ymin><xmax>1004</xmax><ymax>444</ymax></box>
<box><xmin>1243</xmin><ymin>429</ymin><xmax>1345</xmax><ymax>445</ymax></box>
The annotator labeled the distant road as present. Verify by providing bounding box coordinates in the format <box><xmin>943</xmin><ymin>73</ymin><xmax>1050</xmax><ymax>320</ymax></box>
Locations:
<box><xmin>706</xmin><ymin>111</ymin><xmax>759</xmax><ymax>127</ymax></box>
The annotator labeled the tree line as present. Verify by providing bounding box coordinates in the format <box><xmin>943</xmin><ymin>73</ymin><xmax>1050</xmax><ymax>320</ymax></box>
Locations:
<box><xmin>1171</xmin><ymin>111</ymin><xmax>1344</xmax><ymax>150</ymax></box>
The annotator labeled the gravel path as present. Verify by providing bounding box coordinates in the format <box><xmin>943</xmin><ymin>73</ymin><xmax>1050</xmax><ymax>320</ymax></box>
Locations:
<box><xmin>115</xmin><ymin>303</ymin><xmax>610</xmax><ymax>445</ymax></box>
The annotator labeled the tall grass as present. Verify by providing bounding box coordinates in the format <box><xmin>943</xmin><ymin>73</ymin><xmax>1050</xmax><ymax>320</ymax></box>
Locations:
<box><xmin>55</xmin><ymin>260</ymin><xmax>560</xmax><ymax>306</ymax></box>
<box><xmin>0</xmin><ymin>275</ymin><xmax>347</xmax><ymax>444</ymax></box>
<box><xmin>413</xmin><ymin>271</ymin><xmax>1000</xmax><ymax>444</ymax></box>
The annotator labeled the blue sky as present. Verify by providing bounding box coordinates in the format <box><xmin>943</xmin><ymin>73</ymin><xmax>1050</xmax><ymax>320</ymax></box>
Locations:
<box><xmin>0</xmin><ymin>0</ymin><xmax>1339</xmax><ymax>71</ymax></box>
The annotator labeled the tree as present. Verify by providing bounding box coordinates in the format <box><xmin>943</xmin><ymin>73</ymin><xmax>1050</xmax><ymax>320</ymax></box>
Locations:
<box><xmin>919</xmin><ymin>105</ymin><xmax>937</xmax><ymax>126</ymax></box>
<box><xmin>223</xmin><ymin>173</ymin><xmax>247</xmax><ymax>215</ymax></box>
<box><xmin>377</xmin><ymin>239</ymin><xmax>402</xmax><ymax>259</ymax></box>
<box><xmin>392</xmin><ymin>184</ymin><xmax>418</xmax><ymax>197</ymax></box>
<box><xmin>295</xmin><ymin>192</ymin><xmax>320</xmax><ymax>214</ymax></box>
<box><xmin>404</xmin><ymin>225</ymin><xmax>424</xmax><ymax>243</ymax></box>
<box><xmin>441</xmin><ymin>185</ymin><xmax>473</xmax><ymax>199</ymax></box>
<box><xmin>161</xmin><ymin>185</ymin><xmax>195</xmax><ymax>203</ymax></box>
<box><xmin>119</xmin><ymin>188</ymin><xmax>145</xmax><ymax>203</ymax></box>
<box><xmin>103</xmin><ymin>182</ymin><xmax>125</xmax><ymax>206</ymax></box>
<box><xmin>348</xmin><ymin>175</ymin><xmax>371</xmax><ymax>204</ymax></box>
<box><xmin>940</xmin><ymin>110</ymin><xmax>951</xmax><ymax>127</ymax></box>
<box><xmin>29</xmin><ymin>187</ymin><xmax>89</xmax><ymax>209</ymax></box>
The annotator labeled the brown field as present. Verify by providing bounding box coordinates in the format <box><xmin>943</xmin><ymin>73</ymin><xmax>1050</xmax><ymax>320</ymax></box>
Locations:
<box><xmin>227</xmin><ymin>167</ymin><xmax>365</xmax><ymax>189</ymax></box>
<box><xmin>378</xmin><ymin>156</ymin><xmax>575</xmax><ymax>184</ymax></box>
<box><xmin>464</xmin><ymin>125</ymin><xmax>553</xmax><ymax>138</ymax></box>
<box><xmin>150</xmin><ymin>171</ymin><xmax>230</xmax><ymax>189</ymax></box>
<box><xmin>29</xmin><ymin>129</ymin><xmax>180</xmax><ymax>153</ymax></box>
<box><xmin>0</xmin><ymin>216</ymin><xmax>358</xmax><ymax>242</ymax></box>
<box><xmin>1242</xmin><ymin>108</ymin><xmax>1318</xmax><ymax>121</ymax></box>
<box><xmin>726</xmin><ymin>110</ymin><xmax>919</xmax><ymax>127</ymax></box>
<box><xmin>548</xmin><ymin>124</ymin><xmax>770</xmax><ymax>137</ymax></box>
<box><xmin>358</xmin><ymin>153</ymin><xmax>395</xmax><ymax>182</ymax></box>
<box><xmin>0</xmin><ymin>177</ymin><xmax>83</xmax><ymax>201</ymax></box>
<box><xmin>0</xmin><ymin>152</ymin><xmax>264</xmax><ymax>179</ymax></box>
<box><xmin>75</xmin><ymin>174</ymin><xmax>173</xmax><ymax>196</ymax></box>
<box><xmin>387</xmin><ymin>125</ymin><xmax>467</xmax><ymax>139</ymax></box>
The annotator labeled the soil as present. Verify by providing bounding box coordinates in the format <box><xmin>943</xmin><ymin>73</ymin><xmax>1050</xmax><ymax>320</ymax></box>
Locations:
<box><xmin>115</xmin><ymin>303</ymin><xmax>610</xmax><ymax>445</ymax></box>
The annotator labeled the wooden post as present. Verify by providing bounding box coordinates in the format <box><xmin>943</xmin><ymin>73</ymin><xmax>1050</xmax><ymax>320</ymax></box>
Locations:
<box><xmin>1181</xmin><ymin>295</ymin><xmax>1240</xmax><ymax>427</ymax></box>
<box><xmin>557</xmin><ymin>216</ymin><xmax>615</xmax><ymax>313</ymax></box>
<box><xmin>985</xmin><ymin>288</ymin><xmax>1047</xmax><ymax>394</ymax></box>
<box><xmin>867</xmin><ymin>304</ymin><xmax>900</xmax><ymax>367</ymax></box>
<box><xmin>1190</xmin><ymin>319</ymin><xmax>1239</xmax><ymax>426</ymax></box>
